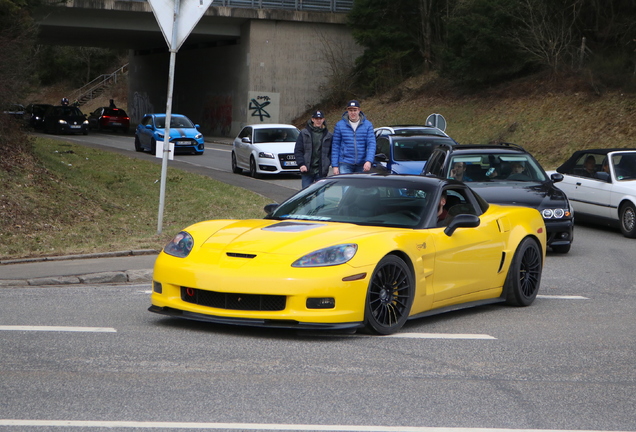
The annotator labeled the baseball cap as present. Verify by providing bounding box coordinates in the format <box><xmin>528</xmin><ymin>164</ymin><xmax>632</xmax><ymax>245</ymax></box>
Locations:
<box><xmin>312</xmin><ymin>110</ymin><xmax>325</xmax><ymax>118</ymax></box>
<box><xmin>346</xmin><ymin>100</ymin><xmax>360</xmax><ymax>109</ymax></box>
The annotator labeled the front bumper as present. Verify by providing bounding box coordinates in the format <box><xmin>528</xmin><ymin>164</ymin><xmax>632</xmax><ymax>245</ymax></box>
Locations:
<box><xmin>544</xmin><ymin>218</ymin><xmax>574</xmax><ymax>246</ymax></box>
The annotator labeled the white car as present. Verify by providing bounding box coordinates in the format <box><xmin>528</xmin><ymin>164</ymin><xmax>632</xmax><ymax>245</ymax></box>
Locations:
<box><xmin>551</xmin><ymin>149</ymin><xmax>636</xmax><ymax>237</ymax></box>
<box><xmin>232</xmin><ymin>124</ymin><xmax>301</xmax><ymax>178</ymax></box>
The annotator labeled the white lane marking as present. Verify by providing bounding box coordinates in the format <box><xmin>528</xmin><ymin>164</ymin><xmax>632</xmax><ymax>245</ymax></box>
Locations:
<box><xmin>382</xmin><ymin>333</ymin><xmax>496</xmax><ymax>340</ymax></box>
<box><xmin>537</xmin><ymin>295</ymin><xmax>589</xmax><ymax>299</ymax></box>
<box><xmin>0</xmin><ymin>420</ymin><xmax>631</xmax><ymax>431</ymax></box>
<box><xmin>0</xmin><ymin>326</ymin><xmax>116</xmax><ymax>333</ymax></box>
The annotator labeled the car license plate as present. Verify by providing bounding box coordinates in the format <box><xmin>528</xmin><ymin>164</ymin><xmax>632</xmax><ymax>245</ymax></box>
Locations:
<box><xmin>283</xmin><ymin>161</ymin><xmax>297</xmax><ymax>167</ymax></box>
<box><xmin>70</xmin><ymin>125</ymin><xmax>80</xmax><ymax>129</ymax></box>
<box><xmin>112</xmin><ymin>122</ymin><xmax>121</xmax><ymax>126</ymax></box>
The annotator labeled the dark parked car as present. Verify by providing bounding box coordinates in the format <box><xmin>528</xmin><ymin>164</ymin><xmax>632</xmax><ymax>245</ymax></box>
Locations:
<box><xmin>422</xmin><ymin>142</ymin><xmax>574</xmax><ymax>253</ymax></box>
<box><xmin>42</xmin><ymin>105</ymin><xmax>89</xmax><ymax>135</ymax></box>
<box><xmin>87</xmin><ymin>107</ymin><xmax>130</xmax><ymax>133</ymax></box>
<box><xmin>373</xmin><ymin>134</ymin><xmax>457</xmax><ymax>175</ymax></box>
<box><xmin>24</xmin><ymin>103</ymin><xmax>53</xmax><ymax>130</ymax></box>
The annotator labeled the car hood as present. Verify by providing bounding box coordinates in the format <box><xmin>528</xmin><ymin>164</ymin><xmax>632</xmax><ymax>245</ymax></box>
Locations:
<box><xmin>468</xmin><ymin>181</ymin><xmax>569</xmax><ymax>209</ymax></box>
<box><xmin>252</xmin><ymin>142</ymin><xmax>296</xmax><ymax>153</ymax></box>
<box><xmin>156</xmin><ymin>128</ymin><xmax>198</xmax><ymax>138</ymax></box>
<box><xmin>389</xmin><ymin>161</ymin><xmax>427</xmax><ymax>175</ymax></box>
<box><xmin>187</xmin><ymin>219</ymin><xmax>389</xmax><ymax>258</ymax></box>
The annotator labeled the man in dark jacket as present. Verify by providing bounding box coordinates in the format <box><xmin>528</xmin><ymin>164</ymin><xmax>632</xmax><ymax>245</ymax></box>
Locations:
<box><xmin>294</xmin><ymin>110</ymin><xmax>333</xmax><ymax>189</ymax></box>
<box><xmin>331</xmin><ymin>100</ymin><xmax>376</xmax><ymax>175</ymax></box>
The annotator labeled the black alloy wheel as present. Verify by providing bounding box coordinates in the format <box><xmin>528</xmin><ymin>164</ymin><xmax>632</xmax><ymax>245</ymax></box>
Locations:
<box><xmin>231</xmin><ymin>152</ymin><xmax>242</xmax><ymax>173</ymax></box>
<box><xmin>249</xmin><ymin>156</ymin><xmax>260</xmax><ymax>179</ymax></box>
<box><xmin>619</xmin><ymin>202</ymin><xmax>636</xmax><ymax>238</ymax></box>
<box><xmin>363</xmin><ymin>255</ymin><xmax>414</xmax><ymax>335</ymax></box>
<box><xmin>504</xmin><ymin>237</ymin><xmax>542</xmax><ymax>306</ymax></box>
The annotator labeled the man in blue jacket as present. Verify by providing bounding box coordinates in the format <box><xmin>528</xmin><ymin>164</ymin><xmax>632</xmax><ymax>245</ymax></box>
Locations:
<box><xmin>331</xmin><ymin>100</ymin><xmax>376</xmax><ymax>175</ymax></box>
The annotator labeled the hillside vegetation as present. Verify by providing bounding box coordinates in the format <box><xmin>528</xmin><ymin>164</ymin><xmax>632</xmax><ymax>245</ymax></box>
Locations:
<box><xmin>318</xmin><ymin>72</ymin><xmax>636</xmax><ymax>169</ymax></box>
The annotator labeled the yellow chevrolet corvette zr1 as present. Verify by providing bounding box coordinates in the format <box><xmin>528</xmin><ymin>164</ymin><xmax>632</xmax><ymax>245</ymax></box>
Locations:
<box><xmin>149</xmin><ymin>174</ymin><xmax>546</xmax><ymax>335</ymax></box>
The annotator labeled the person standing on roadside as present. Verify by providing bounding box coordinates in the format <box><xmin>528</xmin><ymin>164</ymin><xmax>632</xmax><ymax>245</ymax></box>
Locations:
<box><xmin>294</xmin><ymin>110</ymin><xmax>333</xmax><ymax>189</ymax></box>
<box><xmin>331</xmin><ymin>100</ymin><xmax>376</xmax><ymax>175</ymax></box>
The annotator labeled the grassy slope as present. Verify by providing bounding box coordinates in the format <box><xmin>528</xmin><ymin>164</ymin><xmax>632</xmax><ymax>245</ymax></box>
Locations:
<box><xmin>319</xmin><ymin>73</ymin><xmax>636</xmax><ymax>169</ymax></box>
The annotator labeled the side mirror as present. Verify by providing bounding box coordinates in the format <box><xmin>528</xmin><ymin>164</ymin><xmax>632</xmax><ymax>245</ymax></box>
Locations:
<box><xmin>550</xmin><ymin>172</ymin><xmax>564</xmax><ymax>183</ymax></box>
<box><xmin>145</xmin><ymin>124</ymin><xmax>153</xmax><ymax>130</ymax></box>
<box><xmin>263</xmin><ymin>203</ymin><xmax>279</xmax><ymax>215</ymax></box>
<box><xmin>242</xmin><ymin>137</ymin><xmax>251</xmax><ymax>144</ymax></box>
<box><xmin>374</xmin><ymin>153</ymin><xmax>389</xmax><ymax>163</ymax></box>
<box><xmin>444</xmin><ymin>214</ymin><xmax>480</xmax><ymax>236</ymax></box>
<box><xmin>596</xmin><ymin>171</ymin><xmax>611</xmax><ymax>182</ymax></box>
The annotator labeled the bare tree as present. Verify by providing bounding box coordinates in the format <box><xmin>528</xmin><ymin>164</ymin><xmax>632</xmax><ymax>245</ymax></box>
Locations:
<box><xmin>510</xmin><ymin>0</ymin><xmax>583</xmax><ymax>73</ymax></box>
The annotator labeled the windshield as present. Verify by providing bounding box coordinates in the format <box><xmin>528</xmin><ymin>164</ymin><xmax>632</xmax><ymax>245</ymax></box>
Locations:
<box><xmin>254</xmin><ymin>128</ymin><xmax>299</xmax><ymax>143</ymax></box>
<box><xmin>447</xmin><ymin>153</ymin><xmax>547</xmax><ymax>182</ymax></box>
<box><xmin>612</xmin><ymin>153</ymin><xmax>636</xmax><ymax>181</ymax></box>
<box><xmin>267</xmin><ymin>178</ymin><xmax>435</xmax><ymax>228</ymax></box>
<box><xmin>392</xmin><ymin>138</ymin><xmax>449</xmax><ymax>162</ymax></box>
<box><xmin>155</xmin><ymin>116</ymin><xmax>194</xmax><ymax>129</ymax></box>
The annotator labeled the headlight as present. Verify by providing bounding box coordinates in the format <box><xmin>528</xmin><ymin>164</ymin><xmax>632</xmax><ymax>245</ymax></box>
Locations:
<box><xmin>157</xmin><ymin>133</ymin><xmax>164</xmax><ymax>139</ymax></box>
<box><xmin>259</xmin><ymin>152</ymin><xmax>275</xmax><ymax>159</ymax></box>
<box><xmin>83</xmin><ymin>120</ymin><xmax>89</xmax><ymax>125</ymax></box>
<box><xmin>58</xmin><ymin>119</ymin><xmax>67</xmax><ymax>124</ymax></box>
<box><xmin>195</xmin><ymin>133</ymin><xmax>203</xmax><ymax>139</ymax></box>
<box><xmin>292</xmin><ymin>244</ymin><xmax>357</xmax><ymax>267</ymax></box>
<box><xmin>542</xmin><ymin>208</ymin><xmax>570</xmax><ymax>218</ymax></box>
<box><xmin>163</xmin><ymin>231</ymin><xmax>194</xmax><ymax>258</ymax></box>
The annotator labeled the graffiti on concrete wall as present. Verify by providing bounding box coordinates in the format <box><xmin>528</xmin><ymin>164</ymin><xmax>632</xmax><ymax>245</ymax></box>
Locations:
<box><xmin>247</xmin><ymin>91</ymin><xmax>280</xmax><ymax>123</ymax></box>
<box><xmin>203</xmin><ymin>95</ymin><xmax>232</xmax><ymax>136</ymax></box>
<box><xmin>130</xmin><ymin>91</ymin><xmax>154</xmax><ymax>124</ymax></box>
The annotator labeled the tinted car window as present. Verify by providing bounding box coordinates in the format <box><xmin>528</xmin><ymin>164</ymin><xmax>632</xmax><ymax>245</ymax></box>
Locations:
<box><xmin>254</xmin><ymin>128</ymin><xmax>299</xmax><ymax>143</ymax></box>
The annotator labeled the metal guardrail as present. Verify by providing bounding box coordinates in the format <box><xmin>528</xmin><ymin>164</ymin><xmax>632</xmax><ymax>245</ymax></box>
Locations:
<box><xmin>213</xmin><ymin>0</ymin><xmax>353</xmax><ymax>12</ymax></box>
<box><xmin>125</xmin><ymin>0</ymin><xmax>353</xmax><ymax>13</ymax></box>
<box><xmin>71</xmin><ymin>64</ymin><xmax>129</xmax><ymax>104</ymax></box>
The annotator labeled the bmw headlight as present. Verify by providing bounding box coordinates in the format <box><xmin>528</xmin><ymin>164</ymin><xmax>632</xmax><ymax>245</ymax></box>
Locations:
<box><xmin>542</xmin><ymin>208</ymin><xmax>570</xmax><ymax>219</ymax></box>
<box><xmin>259</xmin><ymin>152</ymin><xmax>275</xmax><ymax>159</ymax></box>
<box><xmin>292</xmin><ymin>244</ymin><xmax>357</xmax><ymax>267</ymax></box>
<box><xmin>163</xmin><ymin>231</ymin><xmax>194</xmax><ymax>258</ymax></box>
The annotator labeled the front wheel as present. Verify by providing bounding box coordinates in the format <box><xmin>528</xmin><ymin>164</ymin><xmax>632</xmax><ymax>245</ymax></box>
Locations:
<box><xmin>231</xmin><ymin>152</ymin><xmax>242</xmax><ymax>173</ymax></box>
<box><xmin>619</xmin><ymin>202</ymin><xmax>636</xmax><ymax>238</ymax></box>
<box><xmin>249</xmin><ymin>156</ymin><xmax>260</xmax><ymax>179</ymax></box>
<box><xmin>504</xmin><ymin>237</ymin><xmax>542</xmax><ymax>306</ymax></box>
<box><xmin>363</xmin><ymin>255</ymin><xmax>414</xmax><ymax>335</ymax></box>
<box><xmin>134</xmin><ymin>136</ymin><xmax>143</xmax><ymax>152</ymax></box>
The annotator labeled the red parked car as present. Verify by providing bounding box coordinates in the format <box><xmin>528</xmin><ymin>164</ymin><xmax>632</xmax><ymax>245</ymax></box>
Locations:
<box><xmin>87</xmin><ymin>107</ymin><xmax>130</xmax><ymax>133</ymax></box>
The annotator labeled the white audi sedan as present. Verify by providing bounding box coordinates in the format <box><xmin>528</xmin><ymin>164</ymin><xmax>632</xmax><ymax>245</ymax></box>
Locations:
<box><xmin>551</xmin><ymin>148</ymin><xmax>636</xmax><ymax>238</ymax></box>
<box><xmin>231</xmin><ymin>124</ymin><xmax>300</xmax><ymax>178</ymax></box>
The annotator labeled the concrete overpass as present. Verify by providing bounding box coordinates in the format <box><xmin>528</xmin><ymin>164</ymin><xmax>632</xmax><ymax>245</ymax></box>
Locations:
<box><xmin>33</xmin><ymin>0</ymin><xmax>361</xmax><ymax>136</ymax></box>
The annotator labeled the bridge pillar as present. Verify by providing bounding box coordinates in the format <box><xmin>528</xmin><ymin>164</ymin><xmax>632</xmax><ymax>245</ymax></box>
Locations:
<box><xmin>128</xmin><ymin>19</ymin><xmax>361</xmax><ymax>137</ymax></box>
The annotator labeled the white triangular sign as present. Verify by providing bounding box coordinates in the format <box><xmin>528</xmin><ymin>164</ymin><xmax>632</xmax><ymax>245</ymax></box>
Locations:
<box><xmin>148</xmin><ymin>0</ymin><xmax>213</xmax><ymax>51</ymax></box>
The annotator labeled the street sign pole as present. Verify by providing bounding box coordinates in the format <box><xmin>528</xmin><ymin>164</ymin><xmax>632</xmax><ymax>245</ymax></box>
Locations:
<box><xmin>148</xmin><ymin>0</ymin><xmax>213</xmax><ymax>235</ymax></box>
<box><xmin>156</xmin><ymin>0</ymin><xmax>180</xmax><ymax>235</ymax></box>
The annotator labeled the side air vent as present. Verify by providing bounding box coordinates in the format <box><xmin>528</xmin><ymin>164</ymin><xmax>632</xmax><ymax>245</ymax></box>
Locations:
<box><xmin>226</xmin><ymin>252</ymin><xmax>257</xmax><ymax>259</ymax></box>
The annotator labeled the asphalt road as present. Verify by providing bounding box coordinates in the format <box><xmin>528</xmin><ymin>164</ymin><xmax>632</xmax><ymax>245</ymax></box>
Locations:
<box><xmin>1</xmin><ymin>131</ymin><xmax>634</xmax><ymax>431</ymax></box>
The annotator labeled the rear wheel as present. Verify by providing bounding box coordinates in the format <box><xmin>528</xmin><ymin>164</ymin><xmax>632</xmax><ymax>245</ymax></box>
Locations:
<box><xmin>619</xmin><ymin>202</ymin><xmax>636</xmax><ymax>238</ymax></box>
<box><xmin>249</xmin><ymin>156</ymin><xmax>260</xmax><ymax>179</ymax></box>
<box><xmin>363</xmin><ymin>255</ymin><xmax>414</xmax><ymax>335</ymax></box>
<box><xmin>504</xmin><ymin>237</ymin><xmax>542</xmax><ymax>306</ymax></box>
<box><xmin>231</xmin><ymin>152</ymin><xmax>242</xmax><ymax>173</ymax></box>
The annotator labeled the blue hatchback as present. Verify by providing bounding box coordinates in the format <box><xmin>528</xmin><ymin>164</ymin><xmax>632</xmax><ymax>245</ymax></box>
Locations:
<box><xmin>134</xmin><ymin>113</ymin><xmax>205</xmax><ymax>155</ymax></box>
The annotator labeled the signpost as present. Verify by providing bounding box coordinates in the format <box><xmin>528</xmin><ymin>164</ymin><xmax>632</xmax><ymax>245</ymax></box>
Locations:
<box><xmin>147</xmin><ymin>0</ymin><xmax>213</xmax><ymax>235</ymax></box>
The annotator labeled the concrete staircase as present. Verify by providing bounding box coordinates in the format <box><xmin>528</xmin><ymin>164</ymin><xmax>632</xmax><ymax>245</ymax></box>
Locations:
<box><xmin>71</xmin><ymin>64</ymin><xmax>128</xmax><ymax>106</ymax></box>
